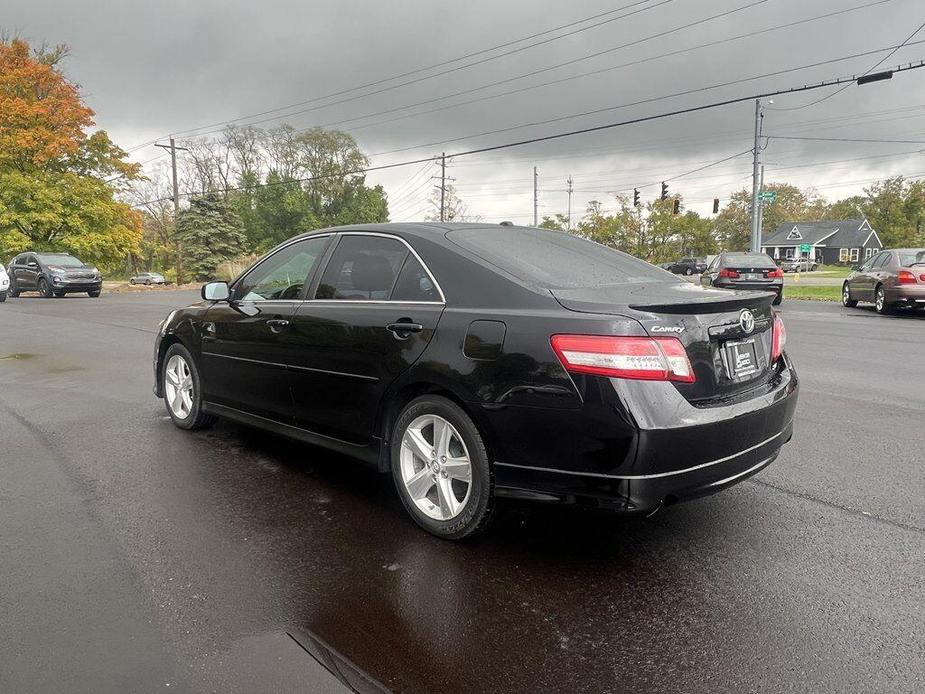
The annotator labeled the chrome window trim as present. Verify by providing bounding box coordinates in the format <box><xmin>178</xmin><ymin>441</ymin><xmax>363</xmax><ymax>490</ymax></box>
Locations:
<box><xmin>312</xmin><ymin>231</ymin><xmax>447</xmax><ymax>305</ymax></box>
<box><xmin>494</xmin><ymin>424</ymin><xmax>791</xmax><ymax>480</ymax></box>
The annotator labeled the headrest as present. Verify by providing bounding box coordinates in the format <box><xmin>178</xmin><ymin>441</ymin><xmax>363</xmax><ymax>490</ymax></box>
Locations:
<box><xmin>350</xmin><ymin>253</ymin><xmax>394</xmax><ymax>292</ymax></box>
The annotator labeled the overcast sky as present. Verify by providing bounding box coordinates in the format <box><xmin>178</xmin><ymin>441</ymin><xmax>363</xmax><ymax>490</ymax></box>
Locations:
<box><xmin>5</xmin><ymin>0</ymin><xmax>925</xmax><ymax>223</ymax></box>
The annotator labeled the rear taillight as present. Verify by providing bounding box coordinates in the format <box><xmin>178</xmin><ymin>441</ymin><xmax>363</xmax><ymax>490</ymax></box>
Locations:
<box><xmin>771</xmin><ymin>314</ymin><xmax>787</xmax><ymax>363</ymax></box>
<box><xmin>766</xmin><ymin>268</ymin><xmax>783</xmax><ymax>279</ymax></box>
<box><xmin>550</xmin><ymin>334</ymin><xmax>695</xmax><ymax>383</ymax></box>
<box><xmin>718</xmin><ymin>268</ymin><xmax>740</xmax><ymax>278</ymax></box>
<box><xmin>897</xmin><ymin>270</ymin><xmax>917</xmax><ymax>284</ymax></box>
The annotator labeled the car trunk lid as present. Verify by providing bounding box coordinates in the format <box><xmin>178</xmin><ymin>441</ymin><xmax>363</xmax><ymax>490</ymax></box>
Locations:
<box><xmin>551</xmin><ymin>282</ymin><xmax>778</xmax><ymax>403</ymax></box>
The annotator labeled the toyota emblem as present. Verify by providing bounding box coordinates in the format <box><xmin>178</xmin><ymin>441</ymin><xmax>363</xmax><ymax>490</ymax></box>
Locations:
<box><xmin>739</xmin><ymin>309</ymin><xmax>755</xmax><ymax>334</ymax></box>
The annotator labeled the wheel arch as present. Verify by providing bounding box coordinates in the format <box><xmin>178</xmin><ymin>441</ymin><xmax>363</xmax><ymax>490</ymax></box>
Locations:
<box><xmin>377</xmin><ymin>379</ymin><xmax>493</xmax><ymax>474</ymax></box>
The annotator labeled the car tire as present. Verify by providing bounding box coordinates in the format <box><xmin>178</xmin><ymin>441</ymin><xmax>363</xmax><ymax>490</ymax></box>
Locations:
<box><xmin>129</xmin><ymin>278</ymin><xmax>136</xmax><ymax>285</ymax></box>
<box><xmin>874</xmin><ymin>284</ymin><xmax>892</xmax><ymax>315</ymax></box>
<box><xmin>53</xmin><ymin>290</ymin><xmax>66</xmax><ymax>298</ymax></box>
<box><xmin>0</xmin><ymin>291</ymin><xmax>6</xmax><ymax>303</ymax></box>
<box><xmin>685</xmin><ymin>268</ymin><xmax>693</xmax><ymax>276</ymax></box>
<box><xmin>8</xmin><ymin>282</ymin><xmax>19</xmax><ymax>298</ymax></box>
<box><xmin>38</xmin><ymin>278</ymin><xmax>53</xmax><ymax>298</ymax></box>
<box><xmin>145</xmin><ymin>279</ymin><xmax>151</xmax><ymax>285</ymax></box>
<box><xmin>391</xmin><ymin>395</ymin><xmax>494</xmax><ymax>540</ymax></box>
<box><xmin>842</xmin><ymin>282</ymin><xmax>858</xmax><ymax>308</ymax></box>
<box><xmin>161</xmin><ymin>343</ymin><xmax>216</xmax><ymax>430</ymax></box>
<box><xmin>773</xmin><ymin>291</ymin><xmax>783</xmax><ymax>306</ymax></box>
<box><xmin>88</xmin><ymin>290</ymin><xmax>101</xmax><ymax>298</ymax></box>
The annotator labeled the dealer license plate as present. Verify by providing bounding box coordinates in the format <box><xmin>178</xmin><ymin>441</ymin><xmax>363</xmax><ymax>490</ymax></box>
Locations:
<box><xmin>724</xmin><ymin>337</ymin><xmax>760</xmax><ymax>379</ymax></box>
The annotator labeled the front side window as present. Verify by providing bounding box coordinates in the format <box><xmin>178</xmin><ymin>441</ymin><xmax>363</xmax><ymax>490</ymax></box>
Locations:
<box><xmin>872</xmin><ymin>253</ymin><xmax>891</xmax><ymax>269</ymax></box>
<box><xmin>234</xmin><ymin>236</ymin><xmax>330</xmax><ymax>302</ymax></box>
<box><xmin>315</xmin><ymin>235</ymin><xmax>409</xmax><ymax>300</ymax></box>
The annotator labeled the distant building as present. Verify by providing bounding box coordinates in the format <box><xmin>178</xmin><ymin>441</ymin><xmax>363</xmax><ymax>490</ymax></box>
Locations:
<box><xmin>761</xmin><ymin>219</ymin><xmax>883</xmax><ymax>265</ymax></box>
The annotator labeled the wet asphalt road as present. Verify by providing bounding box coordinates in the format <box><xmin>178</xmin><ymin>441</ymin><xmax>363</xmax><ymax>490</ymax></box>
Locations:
<box><xmin>1</xmin><ymin>290</ymin><xmax>923</xmax><ymax>693</ymax></box>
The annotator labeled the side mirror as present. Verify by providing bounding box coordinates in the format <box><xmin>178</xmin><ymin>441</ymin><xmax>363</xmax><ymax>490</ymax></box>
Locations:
<box><xmin>201</xmin><ymin>281</ymin><xmax>230</xmax><ymax>302</ymax></box>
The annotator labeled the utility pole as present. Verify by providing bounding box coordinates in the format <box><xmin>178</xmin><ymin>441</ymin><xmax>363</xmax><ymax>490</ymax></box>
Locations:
<box><xmin>566</xmin><ymin>175</ymin><xmax>573</xmax><ymax>230</ymax></box>
<box><xmin>154</xmin><ymin>137</ymin><xmax>189</xmax><ymax>284</ymax></box>
<box><xmin>533</xmin><ymin>166</ymin><xmax>539</xmax><ymax>227</ymax></box>
<box><xmin>756</xmin><ymin>164</ymin><xmax>765</xmax><ymax>250</ymax></box>
<box><xmin>440</xmin><ymin>152</ymin><xmax>446</xmax><ymax>222</ymax></box>
<box><xmin>749</xmin><ymin>99</ymin><xmax>764</xmax><ymax>253</ymax></box>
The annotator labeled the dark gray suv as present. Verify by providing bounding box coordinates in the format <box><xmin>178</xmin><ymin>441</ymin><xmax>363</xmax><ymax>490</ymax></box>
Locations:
<box><xmin>7</xmin><ymin>252</ymin><xmax>102</xmax><ymax>298</ymax></box>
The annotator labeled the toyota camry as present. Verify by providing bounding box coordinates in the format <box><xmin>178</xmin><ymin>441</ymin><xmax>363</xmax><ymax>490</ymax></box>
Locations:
<box><xmin>153</xmin><ymin>224</ymin><xmax>798</xmax><ymax>539</ymax></box>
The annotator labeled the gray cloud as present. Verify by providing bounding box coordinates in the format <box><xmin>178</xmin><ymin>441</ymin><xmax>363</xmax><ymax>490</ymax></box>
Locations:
<box><xmin>5</xmin><ymin>0</ymin><xmax>925</xmax><ymax>221</ymax></box>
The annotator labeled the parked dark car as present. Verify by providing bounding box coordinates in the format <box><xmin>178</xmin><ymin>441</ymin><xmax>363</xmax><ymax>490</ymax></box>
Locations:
<box><xmin>701</xmin><ymin>251</ymin><xmax>784</xmax><ymax>305</ymax></box>
<box><xmin>666</xmin><ymin>257</ymin><xmax>706</xmax><ymax>275</ymax></box>
<box><xmin>153</xmin><ymin>224</ymin><xmax>797</xmax><ymax>539</ymax></box>
<box><xmin>842</xmin><ymin>248</ymin><xmax>925</xmax><ymax>314</ymax></box>
<box><xmin>0</xmin><ymin>262</ymin><xmax>9</xmax><ymax>302</ymax></box>
<box><xmin>130</xmin><ymin>272</ymin><xmax>167</xmax><ymax>285</ymax></box>
<box><xmin>7</xmin><ymin>252</ymin><xmax>102</xmax><ymax>298</ymax></box>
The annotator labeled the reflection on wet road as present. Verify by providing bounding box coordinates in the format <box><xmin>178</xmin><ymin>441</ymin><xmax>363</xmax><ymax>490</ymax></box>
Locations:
<box><xmin>1</xmin><ymin>292</ymin><xmax>922</xmax><ymax>692</ymax></box>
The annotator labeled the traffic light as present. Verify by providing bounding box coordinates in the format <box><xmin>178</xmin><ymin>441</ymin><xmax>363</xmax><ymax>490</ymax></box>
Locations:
<box><xmin>633</xmin><ymin>188</ymin><xmax>640</xmax><ymax>207</ymax></box>
<box><xmin>660</xmin><ymin>182</ymin><xmax>668</xmax><ymax>200</ymax></box>
<box><xmin>672</xmin><ymin>199</ymin><xmax>680</xmax><ymax>215</ymax></box>
<box><xmin>713</xmin><ymin>198</ymin><xmax>720</xmax><ymax>214</ymax></box>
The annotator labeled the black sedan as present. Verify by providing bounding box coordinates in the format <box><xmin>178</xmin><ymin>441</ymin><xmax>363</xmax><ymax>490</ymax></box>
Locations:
<box><xmin>666</xmin><ymin>257</ymin><xmax>706</xmax><ymax>275</ymax></box>
<box><xmin>153</xmin><ymin>224</ymin><xmax>798</xmax><ymax>539</ymax></box>
<box><xmin>701</xmin><ymin>251</ymin><xmax>784</xmax><ymax>305</ymax></box>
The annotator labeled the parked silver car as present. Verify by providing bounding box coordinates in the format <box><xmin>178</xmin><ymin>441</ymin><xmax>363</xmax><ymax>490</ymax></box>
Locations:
<box><xmin>129</xmin><ymin>272</ymin><xmax>166</xmax><ymax>285</ymax></box>
<box><xmin>781</xmin><ymin>258</ymin><xmax>818</xmax><ymax>272</ymax></box>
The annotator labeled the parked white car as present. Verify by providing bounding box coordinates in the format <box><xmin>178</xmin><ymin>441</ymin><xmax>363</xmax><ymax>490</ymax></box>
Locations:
<box><xmin>0</xmin><ymin>263</ymin><xmax>9</xmax><ymax>302</ymax></box>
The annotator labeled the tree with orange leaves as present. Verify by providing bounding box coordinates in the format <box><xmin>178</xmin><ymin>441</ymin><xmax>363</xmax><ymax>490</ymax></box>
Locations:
<box><xmin>0</xmin><ymin>37</ymin><xmax>142</xmax><ymax>268</ymax></box>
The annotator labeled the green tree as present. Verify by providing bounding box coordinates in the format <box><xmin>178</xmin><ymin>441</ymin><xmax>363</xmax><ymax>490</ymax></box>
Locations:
<box><xmin>0</xmin><ymin>38</ymin><xmax>141</xmax><ymax>269</ymax></box>
<box><xmin>538</xmin><ymin>214</ymin><xmax>569</xmax><ymax>230</ymax></box>
<box><xmin>844</xmin><ymin>176</ymin><xmax>925</xmax><ymax>247</ymax></box>
<box><xmin>175</xmin><ymin>193</ymin><xmax>247</xmax><ymax>281</ymax></box>
<box><xmin>715</xmin><ymin>183</ymin><xmax>825</xmax><ymax>250</ymax></box>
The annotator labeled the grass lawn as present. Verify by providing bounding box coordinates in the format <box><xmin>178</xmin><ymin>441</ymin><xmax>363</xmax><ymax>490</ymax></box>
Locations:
<box><xmin>785</xmin><ymin>285</ymin><xmax>842</xmax><ymax>301</ymax></box>
<box><xmin>808</xmin><ymin>264</ymin><xmax>853</xmax><ymax>278</ymax></box>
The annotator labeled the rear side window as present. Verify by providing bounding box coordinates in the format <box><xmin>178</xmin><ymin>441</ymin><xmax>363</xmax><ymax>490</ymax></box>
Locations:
<box><xmin>447</xmin><ymin>228</ymin><xmax>673</xmax><ymax>289</ymax></box>
<box><xmin>315</xmin><ymin>235</ymin><xmax>409</xmax><ymax>300</ymax></box>
<box><xmin>391</xmin><ymin>255</ymin><xmax>440</xmax><ymax>302</ymax></box>
<box><xmin>872</xmin><ymin>253</ymin><xmax>891</xmax><ymax>268</ymax></box>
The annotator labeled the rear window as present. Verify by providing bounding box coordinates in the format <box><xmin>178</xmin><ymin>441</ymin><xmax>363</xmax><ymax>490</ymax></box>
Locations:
<box><xmin>898</xmin><ymin>250</ymin><xmax>925</xmax><ymax>266</ymax></box>
<box><xmin>447</xmin><ymin>228</ymin><xmax>674</xmax><ymax>289</ymax></box>
<box><xmin>722</xmin><ymin>253</ymin><xmax>777</xmax><ymax>268</ymax></box>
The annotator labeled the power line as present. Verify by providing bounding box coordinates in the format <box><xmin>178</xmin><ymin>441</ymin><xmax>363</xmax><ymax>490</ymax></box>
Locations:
<box><xmin>767</xmin><ymin>135</ymin><xmax>925</xmax><ymax>144</ymax></box>
<box><xmin>769</xmin><ymin>17</ymin><xmax>925</xmax><ymax>111</ymax></box>
<box><xmin>306</xmin><ymin>0</ymin><xmax>894</xmax><ymax>137</ymax></box>
<box><xmin>129</xmin><ymin>58</ymin><xmax>925</xmax><ymax>208</ymax></box>
<box><xmin>138</xmin><ymin>0</ymin><xmax>666</xmax><ymax>143</ymax></box>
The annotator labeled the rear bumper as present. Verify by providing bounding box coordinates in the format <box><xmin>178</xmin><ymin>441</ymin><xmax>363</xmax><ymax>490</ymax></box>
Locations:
<box><xmin>492</xmin><ymin>356</ymin><xmax>798</xmax><ymax>513</ymax></box>
<box><xmin>886</xmin><ymin>285</ymin><xmax>925</xmax><ymax>304</ymax></box>
<box><xmin>713</xmin><ymin>280</ymin><xmax>782</xmax><ymax>294</ymax></box>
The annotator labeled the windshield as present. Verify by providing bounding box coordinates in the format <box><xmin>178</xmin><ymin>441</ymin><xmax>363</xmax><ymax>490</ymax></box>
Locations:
<box><xmin>723</xmin><ymin>253</ymin><xmax>777</xmax><ymax>268</ymax></box>
<box><xmin>38</xmin><ymin>254</ymin><xmax>84</xmax><ymax>267</ymax></box>
<box><xmin>447</xmin><ymin>227</ymin><xmax>676</xmax><ymax>289</ymax></box>
<box><xmin>898</xmin><ymin>250</ymin><xmax>925</xmax><ymax>266</ymax></box>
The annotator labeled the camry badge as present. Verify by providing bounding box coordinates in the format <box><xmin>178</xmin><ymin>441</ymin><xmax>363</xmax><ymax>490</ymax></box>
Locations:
<box><xmin>651</xmin><ymin>325</ymin><xmax>684</xmax><ymax>334</ymax></box>
<box><xmin>739</xmin><ymin>309</ymin><xmax>755</xmax><ymax>334</ymax></box>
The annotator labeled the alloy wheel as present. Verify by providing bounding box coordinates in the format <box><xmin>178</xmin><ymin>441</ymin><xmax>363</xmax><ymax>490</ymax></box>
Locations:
<box><xmin>876</xmin><ymin>287</ymin><xmax>885</xmax><ymax>312</ymax></box>
<box><xmin>843</xmin><ymin>284</ymin><xmax>850</xmax><ymax>305</ymax></box>
<box><xmin>399</xmin><ymin>414</ymin><xmax>472</xmax><ymax>521</ymax></box>
<box><xmin>164</xmin><ymin>354</ymin><xmax>194</xmax><ymax>419</ymax></box>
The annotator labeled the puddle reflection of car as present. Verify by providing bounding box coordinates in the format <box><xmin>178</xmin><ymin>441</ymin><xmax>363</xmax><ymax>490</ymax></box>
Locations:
<box><xmin>129</xmin><ymin>272</ymin><xmax>166</xmax><ymax>286</ymax></box>
<box><xmin>842</xmin><ymin>248</ymin><xmax>925</xmax><ymax>314</ymax></box>
<box><xmin>153</xmin><ymin>224</ymin><xmax>797</xmax><ymax>539</ymax></box>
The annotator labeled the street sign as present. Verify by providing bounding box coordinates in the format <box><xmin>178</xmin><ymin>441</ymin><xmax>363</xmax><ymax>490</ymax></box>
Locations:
<box><xmin>758</xmin><ymin>191</ymin><xmax>777</xmax><ymax>203</ymax></box>
<box><xmin>800</xmin><ymin>243</ymin><xmax>812</xmax><ymax>253</ymax></box>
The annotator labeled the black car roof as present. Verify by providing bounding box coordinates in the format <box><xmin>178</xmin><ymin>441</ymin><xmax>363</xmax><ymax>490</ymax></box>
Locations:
<box><xmin>293</xmin><ymin>222</ymin><xmax>533</xmax><ymax>247</ymax></box>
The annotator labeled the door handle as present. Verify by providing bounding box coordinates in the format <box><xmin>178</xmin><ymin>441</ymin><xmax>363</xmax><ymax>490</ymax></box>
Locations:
<box><xmin>387</xmin><ymin>322</ymin><xmax>423</xmax><ymax>337</ymax></box>
<box><xmin>266</xmin><ymin>319</ymin><xmax>290</xmax><ymax>333</ymax></box>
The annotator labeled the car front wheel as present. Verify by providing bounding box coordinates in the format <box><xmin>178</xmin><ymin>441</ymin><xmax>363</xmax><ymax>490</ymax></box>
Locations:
<box><xmin>0</xmin><ymin>291</ymin><xmax>6</xmax><ymax>303</ymax></box>
<box><xmin>161</xmin><ymin>344</ymin><xmax>216</xmax><ymax>430</ymax></box>
<box><xmin>88</xmin><ymin>290</ymin><xmax>101</xmax><ymax>297</ymax></box>
<box><xmin>842</xmin><ymin>282</ymin><xmax>858</xmax><ymax>307</ymax></box>
<box><xmin>391</xmin><ymin>395</ymin><xmax>494</xmax><ymax>540</ymax></box>
<box><xmin>38</xmin><ymin>278</ymin><xmax>53</xmax><ymax>298</ymax></box>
